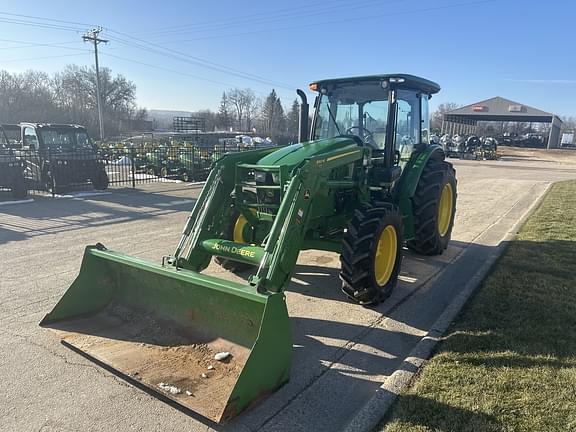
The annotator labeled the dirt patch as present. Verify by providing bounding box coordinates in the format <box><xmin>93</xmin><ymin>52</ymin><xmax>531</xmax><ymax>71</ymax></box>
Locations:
<box><xmin>54</xmin><ymin>304</ymin><xmax>247</xmax><ymax>422</ymax></box>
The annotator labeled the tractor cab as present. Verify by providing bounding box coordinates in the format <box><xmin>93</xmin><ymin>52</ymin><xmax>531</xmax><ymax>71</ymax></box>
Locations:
<box><xmin>309</xmin><ymin>74</ymin><xmax>439</xmax><ymax>179</ymax></box>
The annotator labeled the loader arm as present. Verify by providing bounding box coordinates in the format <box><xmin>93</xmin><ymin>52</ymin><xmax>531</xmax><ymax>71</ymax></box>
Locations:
<box><xmin>170</xmin><ymin>147</ymin><xmax>278</xmax><ymax>270</ymax></box>
<box><xmin>175</xmin><ymin>144</ymin><xmax>362</xmax><ymax>294</ymax></box>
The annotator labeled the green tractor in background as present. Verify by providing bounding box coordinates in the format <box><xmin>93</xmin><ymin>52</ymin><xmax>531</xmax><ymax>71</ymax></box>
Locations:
<box><xmin>41</xmin><ymin>74</ymin><xmax>456</xmax><ymax>423</ymax></box>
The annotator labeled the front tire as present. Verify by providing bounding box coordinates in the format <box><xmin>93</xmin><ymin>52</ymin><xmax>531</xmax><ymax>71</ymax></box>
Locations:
<box><xmin>407</xmin><ymin>159</ymin><xmax>457</xmax><ymax>255</ymax></box>
<box><xmin>340</xmin><ymin>203</ymin><xmax>403</xmax><ymax>305</ymax></box>
<box><xmin>46</xmin><ymin>172</ymin><xmax>63</xmax><ymax>195</ymax></box>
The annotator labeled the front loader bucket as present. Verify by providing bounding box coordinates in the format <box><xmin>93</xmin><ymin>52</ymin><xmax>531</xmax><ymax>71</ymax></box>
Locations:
<box><xmin>40</xmin><ymin>246</ymin><xmax>292</xmax><ymax>423</ymax></box>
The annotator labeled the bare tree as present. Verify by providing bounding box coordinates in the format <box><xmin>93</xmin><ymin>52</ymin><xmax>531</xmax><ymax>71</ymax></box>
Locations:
<box><xmin>244</xmin><ymin>89</ymin><xmax>258</xmax><ymax>132</ymax></box>
<box><xmin>0</xmin><ymin>70</ymin><xmax>55</xmax><ymax>123</ymax></box>
<box><xmin>226</xmin><ymin>88</ymin><xmax>246</xmax><ymax>131</ymax></box>
<box><xmin>226</xmin><ymin>88</ymin><xmax>259</xmax><ymax>132</ymax></box>
<box><xmin>431</xmin><ymin>102</ymin><xmax>461</xmax><ymax>131</ymax></box>
<box><xmin>52</xmin><ymin>65</ymin><xmax>138</xmax><ymax>135</ymax></box>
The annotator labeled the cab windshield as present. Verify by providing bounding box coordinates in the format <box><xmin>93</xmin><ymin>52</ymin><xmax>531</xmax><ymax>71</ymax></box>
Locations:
<box><xmin>313</xmin><ymin>81</ymin><xmax>389</xmax><ymax>149</ymax></box>
<box><xmin>2</xmin><ymin>127</ymin><xmax>21</xmax><ymax>148</ymax></box>
<box><xmin>40</xmin><ymin>129</ymin><xmax>94</xmax><ymax>150</ymax></box>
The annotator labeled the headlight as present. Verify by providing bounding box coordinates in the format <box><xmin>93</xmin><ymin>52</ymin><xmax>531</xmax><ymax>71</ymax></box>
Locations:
<box><xmin>271</xmin><ymin>172</ymin><xmax>280</xmax><ymax>184</ymax></box>
<box><xmin>254</xmin><ymin>171</ymin><xmax>267</xmax><ymax>183</ymax></box>
<box><xmin>57</xmin><ymin>160</ymin><xmax>63</xmax><ymax>165</ymax></box>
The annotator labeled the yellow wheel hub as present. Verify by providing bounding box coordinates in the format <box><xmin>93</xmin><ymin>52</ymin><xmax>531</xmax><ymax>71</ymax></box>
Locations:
<box><xmin>438</xmin><ymin>183</ymin><xmax>454</xmax><ymax>237</ymax></box>
<box><xmin>233</xmin><ymin>214</ymin><xmax>250</xmax><ymax>243</ymax></box>
<box><xmin>374</xmin><ymin>225</ymin><xmax>397</xmax><ymax>286</ymax></box>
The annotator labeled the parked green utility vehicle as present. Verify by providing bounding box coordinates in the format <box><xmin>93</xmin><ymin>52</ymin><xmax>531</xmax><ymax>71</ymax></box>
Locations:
<box><xmin>18</xmin><ymin>123</ymin><xmax>109</xmax><ymax>193</ymax></box>
<box><xmin>41</xmin><ymin>74</ymin><xmax>456</xmax><ymax>423</ymax></box>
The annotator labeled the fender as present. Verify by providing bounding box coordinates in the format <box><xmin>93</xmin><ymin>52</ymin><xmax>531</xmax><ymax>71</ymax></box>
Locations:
<box><xmin>395</xmin><ymin>144</ymin><xmax>446</xmax><ymax>240</ymax></box>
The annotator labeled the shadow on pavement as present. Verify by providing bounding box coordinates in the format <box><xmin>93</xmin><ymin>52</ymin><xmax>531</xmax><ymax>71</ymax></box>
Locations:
<box><xmin>0</xmin><ymin>186</ymin><xmax>198</xmax><ymax>245</ymax></box>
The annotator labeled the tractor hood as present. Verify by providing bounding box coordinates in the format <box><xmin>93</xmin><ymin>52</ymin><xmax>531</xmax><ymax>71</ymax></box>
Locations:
<box><xmin>256</xmin><ymin>137</ymin><xmax>359</xmax><ymax>167</ymax></box>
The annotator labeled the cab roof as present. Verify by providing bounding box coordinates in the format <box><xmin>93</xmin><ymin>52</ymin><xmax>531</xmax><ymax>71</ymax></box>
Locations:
<box><xmin>310</xmin><ymin>74</ymin><xmax>440</xmax><ymax>95</ymax></box>
<box><xmin>19</xmin><ymin>122</ymin><xmax>87</xmax><ymax>130</ymax></box>
<box><xmin>0</xmin><ymin>124</ymin><xmax>19</xmax><ymax>130</ymax></box>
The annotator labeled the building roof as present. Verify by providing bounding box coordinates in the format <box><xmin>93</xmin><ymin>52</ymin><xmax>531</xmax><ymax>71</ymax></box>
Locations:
<box><xmin>310</xmin><ymin>74</ymin><xmax>441</xmax><ymax>95</ymax></box>
<box><xmin>444</xmin><ymin>96</ymin><xmax>561</xmax><ymax>123</ymax></box>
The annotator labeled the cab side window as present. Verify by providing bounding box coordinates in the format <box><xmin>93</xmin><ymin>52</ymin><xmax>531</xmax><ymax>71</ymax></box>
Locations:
<box><xmin>23</xmin><ymin>127</ymin><xmax>38</xmax><ymax>149</ymax></box>
<box><xmin>395</xmin><ymin>90</ymin><xmax>421</xmax><ymax>164</ymax></box>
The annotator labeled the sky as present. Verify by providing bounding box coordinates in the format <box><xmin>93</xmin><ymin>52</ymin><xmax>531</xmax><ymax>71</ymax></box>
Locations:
<box><xmin>1</xmin><ymin>0</ymin><xmax>575</xmax><ymax>117</ymax></box>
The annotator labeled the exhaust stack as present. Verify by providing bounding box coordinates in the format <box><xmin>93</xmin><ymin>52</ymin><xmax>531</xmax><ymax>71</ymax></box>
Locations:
<box><xmin>297</xmin><ymin>89</ymin><xmax>309</xmax><ymax>143</ymax></box>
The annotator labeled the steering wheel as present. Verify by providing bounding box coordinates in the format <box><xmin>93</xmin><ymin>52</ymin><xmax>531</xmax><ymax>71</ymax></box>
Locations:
<box><xmin>345</xmin><ymin>126</ymin><xmax>375</xmax><ymax>145</ymax></box>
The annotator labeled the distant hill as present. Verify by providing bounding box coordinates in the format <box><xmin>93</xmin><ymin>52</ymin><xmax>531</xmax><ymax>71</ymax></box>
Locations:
<box><xmin>147</xmin><ymin>109</ymin><xmax>193</xmax><ymax>130</ymax></box>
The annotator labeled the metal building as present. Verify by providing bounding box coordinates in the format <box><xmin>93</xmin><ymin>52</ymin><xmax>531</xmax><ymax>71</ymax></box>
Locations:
<box><xmin>442</xmin><ymin>96</ymin><xmax>563</xmax><ymax>149</ymax></box>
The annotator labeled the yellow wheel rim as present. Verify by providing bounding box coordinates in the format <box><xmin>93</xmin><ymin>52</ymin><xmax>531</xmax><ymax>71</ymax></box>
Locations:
<box><xmin>233</xmin><ymin>214</ymin><xmax>249</xmax><ymax>243</ymax></box>
<box><xmin>233</xmin><ymin>209</ymin><xmax>256</xmax><ymax>243</ymax></box>
<box><xmin>374</xmin><ymin>225</ymin><xmax>397</xmax><ymax>286</ymax></box>
<box><xmin>438</xmin><ymin>183</ymin><xmax>454</xmax><ymax>237</ymax></box>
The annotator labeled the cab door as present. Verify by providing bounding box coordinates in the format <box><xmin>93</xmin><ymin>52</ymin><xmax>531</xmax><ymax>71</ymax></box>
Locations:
<box><xmin>22</xmin><ymin>126</ymin><xmax>42</xmax><ymax>186</ymax></box>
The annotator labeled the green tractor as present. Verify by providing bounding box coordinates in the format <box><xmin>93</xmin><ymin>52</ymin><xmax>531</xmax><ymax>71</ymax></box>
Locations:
<box><xmin>40</xmin><ymin>74</ymin><xmax>456</xmax><ymax>423</ymax></box>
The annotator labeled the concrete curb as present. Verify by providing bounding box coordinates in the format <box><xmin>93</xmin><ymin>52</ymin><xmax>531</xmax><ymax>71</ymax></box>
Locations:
<box><xmin>343</xmin><ymin>183</ymin><xmax>553</xmax><ymax>432</ymax></box>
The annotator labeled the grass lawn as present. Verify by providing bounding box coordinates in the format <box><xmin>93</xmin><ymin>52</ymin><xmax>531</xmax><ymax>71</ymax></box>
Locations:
<box><xmin>379</xmin><ymin>180</ymin><xmax>576</xmax><ymax>432</ymax></box>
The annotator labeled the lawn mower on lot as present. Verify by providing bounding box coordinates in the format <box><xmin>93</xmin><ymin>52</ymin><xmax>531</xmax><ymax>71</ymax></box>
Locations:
<box><xmin>41</xmin><ymin>74</ymin><xmax>457</xmax><ymax>423</ymax></box>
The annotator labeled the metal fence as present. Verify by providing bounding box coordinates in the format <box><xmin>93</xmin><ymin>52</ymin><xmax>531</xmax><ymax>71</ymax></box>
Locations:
<box><xmin>1</xmin><ymin>144</ymin><xmax>269</xmax><ymax>198</ymax></box>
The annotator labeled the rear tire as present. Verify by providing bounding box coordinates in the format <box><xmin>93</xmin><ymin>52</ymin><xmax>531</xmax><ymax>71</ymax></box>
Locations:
<box><xmin>407</xmin><ymin>159</ymin><xmax>457</xmax><ymax>255</ymax></box>
<box><xmin>92</xmin><ymin>170</ymin><xmax>109</xmax><ymax>190</ymax></box>
<box><xmin>11</xmin><ymin>178</ymin><xmax>27</xmax><ymax>199</ymax></box>
<box><xmin>340</xmin><ymin>203</ymin><xmax>403</xmax><ymax>305</ymax></box>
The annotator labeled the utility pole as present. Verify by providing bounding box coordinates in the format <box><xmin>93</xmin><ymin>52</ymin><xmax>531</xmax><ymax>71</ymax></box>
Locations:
<box><xmin>82</xmin><ymin>27</ymin><xmax>108</xmax><ymax>141</ymax></box>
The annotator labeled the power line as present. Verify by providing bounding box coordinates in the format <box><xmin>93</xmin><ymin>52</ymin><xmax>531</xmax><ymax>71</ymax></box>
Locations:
<box><xmin>0</xmin><ymin>10</ymin><xmax>297</xmax><ymax>91</ymax></box>
<box><xmin>145</xmin><ymin>0</ymin><xmax>386</xmax><ymax>38</ymax></box>
<box><xmin>144</xmin><ymin>0</ymin><xmax>354</xmax><ymax>34</ymax></box>
<box><xmin>101</xmin><ymin>52</ymin><xmax>296</xmax><ymax>102</ymax></box>
<box><xmin>105</xmin><ymin>31</ymin><xmax>296</xmax><ymax>90</ymax></box>
<box><xmin>2</xmin><ymin>52</ymin><xmax>91</xmax><ymax>63</ymax></box>
<box><xmin>0</xmin><ymin>38</ymin><xmax>87</xmax><ymax>51</ymax></box>
<box><xmin>159</xmin><ymin>0</ymin><xmax>497</xmax><ymax>44</ymax></box>
<box><xmin>0</xmin><ymin>11</ymin><xmax>95</xmax><ymax>28</ymax></box>
<box><xmin>0</xmin><ymin>17</ymin><xmax>85</xmax><ymax>32</ymax></box>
